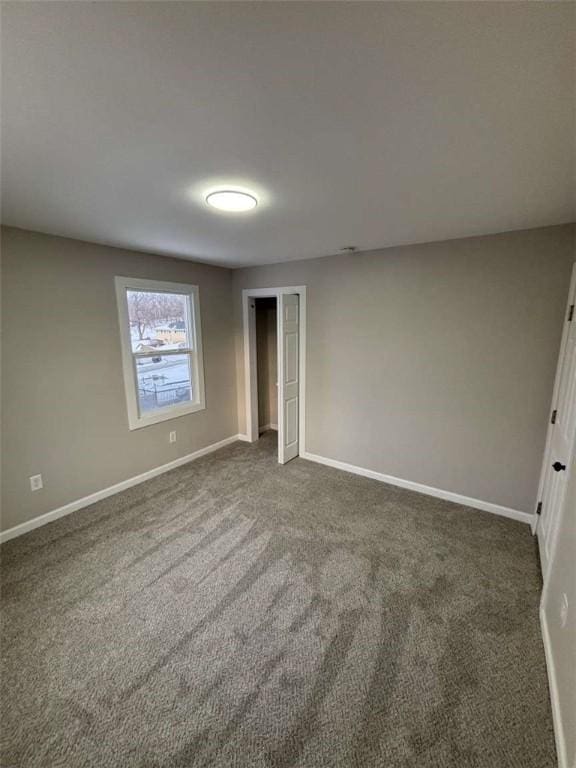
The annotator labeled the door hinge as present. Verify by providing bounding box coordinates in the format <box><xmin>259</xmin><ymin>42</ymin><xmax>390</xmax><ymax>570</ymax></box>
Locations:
<box><xmin>568</xmin><ymin>304</ymin><xmax>574</xmax><ymax>322</ymax></box>
<box><xmin>551</xmin><ymin>409</ymin><xmax>557</xmax><ymax>424</ymax></box>
<box><xmin>536</xmin><ymin>501</ymin><xmax>542</xmax><ymax>516</ymax></box>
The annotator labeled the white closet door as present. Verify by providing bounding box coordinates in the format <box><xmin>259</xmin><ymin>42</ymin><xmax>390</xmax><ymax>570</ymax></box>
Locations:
<box><xmin>537</xmin><ymin>264</ymin><xmax>576</xmax><ymax>575</ymax></box>
<box><xmin>278</xmin><ymin>293</ymin><xmax>299</xmax><ymax>464</ymax></box>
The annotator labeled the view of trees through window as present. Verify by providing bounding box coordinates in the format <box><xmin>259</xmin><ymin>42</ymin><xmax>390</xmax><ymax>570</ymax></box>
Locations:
<box><xmin>127</xmin><ymin>290</ymin><xmax>193</xmax><ymax>413</ymax></box>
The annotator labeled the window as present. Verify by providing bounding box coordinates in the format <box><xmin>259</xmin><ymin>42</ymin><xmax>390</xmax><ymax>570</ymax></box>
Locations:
<box><xmin>115</xmin><ymin>277</ymin><xmax>205</xmax><ymax>429</ymax></box>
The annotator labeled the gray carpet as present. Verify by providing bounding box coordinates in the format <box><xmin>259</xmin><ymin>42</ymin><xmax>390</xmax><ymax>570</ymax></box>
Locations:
<box><xmin>0</xmin><ymin>432</ymin><xmax>555</xmax><ymax>767</ymax></box>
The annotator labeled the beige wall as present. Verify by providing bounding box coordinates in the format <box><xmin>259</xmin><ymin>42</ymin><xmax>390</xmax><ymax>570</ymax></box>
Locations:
<box><xmin>2</xmin><ymin>223</ymin><xmax>574</xmax><ymax>533</ymax></box>
<box><xmin>234</xmin><ymin>224</ymin><xmax>576</xmax><ymax>513</ymax></box>
<box><xmin>542</xmin><ymin>448</ymin><xmax>576</xmax><ymax>767</ymax></box>
<box><xmin>256</xmin><ymin>298</ymin><xmax>277</xmax><ymax>429</ymax></box>
<box><xmin>0</xmin><ymin>227</ymin><xmax>238</xmax><ymax>532</ymax></box>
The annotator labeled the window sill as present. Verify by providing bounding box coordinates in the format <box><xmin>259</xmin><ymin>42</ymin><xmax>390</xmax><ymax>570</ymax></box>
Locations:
<box><xmin>127</xmin><ymin>400</ymin><xmax>206</xmax><ymax>430</ymax></box>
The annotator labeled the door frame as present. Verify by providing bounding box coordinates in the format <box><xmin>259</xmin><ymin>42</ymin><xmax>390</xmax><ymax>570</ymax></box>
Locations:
<box><xmin>242</xmin><ymin>286</ymin><xmax>307</xmax><ymax>457</ymax></box>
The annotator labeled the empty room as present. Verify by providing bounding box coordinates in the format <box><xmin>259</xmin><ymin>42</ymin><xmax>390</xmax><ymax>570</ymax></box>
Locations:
<box><xmin>1</xmin><ymin>2</ymin><xmax>575</xmax><ymax>767</ymax></box>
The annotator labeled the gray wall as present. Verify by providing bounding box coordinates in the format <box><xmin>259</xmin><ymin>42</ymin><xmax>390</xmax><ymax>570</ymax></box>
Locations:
<box><xmin>1</xmin><ymin>227</ymin><xmax>238</xmax><ymax>532</ymax></box>
<box><xmin>233</xmin><ymin>224</ymin><xmax>576</xmax><ymax>513</ymax></box>
<box><xmin>256</xmin><ymin>298</ymin><xmax>277</xmax><ymax>429</ymax></box>
<box><xmin>2</xmin><ymin>223</ymin><xmax>574</xmax><ymax>533</ymax></box>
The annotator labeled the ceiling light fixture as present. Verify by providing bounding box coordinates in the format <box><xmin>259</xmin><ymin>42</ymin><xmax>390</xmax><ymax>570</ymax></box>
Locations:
<box><xmin>206</xmin><ymin>190</ymin><xmax>258</xmax><ymax>212</ymax></box>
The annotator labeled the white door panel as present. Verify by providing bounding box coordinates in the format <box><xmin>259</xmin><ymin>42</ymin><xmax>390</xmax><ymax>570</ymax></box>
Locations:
<box><xmin>285</xmin><ymin>332</ymin><xmax>298</xmax><ymax>383</ymax></box>
<box><xmin>538</xmin><ymin>264</ymin><xmax>576</xmax><ymax>576</ymax></box>
<box><xmin>285</xmin><ymin>397</ymin><xmax>298</xmax><ymax>446</ymax></box>
<box><xmin>278</xmin><ymin>294</ymin><xmax>299</xmax><ymax>464</ymax></box>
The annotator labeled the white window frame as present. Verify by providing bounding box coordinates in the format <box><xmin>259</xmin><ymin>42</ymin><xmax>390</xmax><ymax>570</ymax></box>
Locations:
<box><xmin>115</xmin><ymin>276</ymin><xmax>206</xmax><ymax>430</ymax></box>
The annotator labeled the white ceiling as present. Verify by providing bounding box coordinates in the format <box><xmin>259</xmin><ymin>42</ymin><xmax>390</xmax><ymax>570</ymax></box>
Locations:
<box><xmin>2</xmin><ymin>2</ymin><xmax>574</xmax><ymax>267</ymax></box>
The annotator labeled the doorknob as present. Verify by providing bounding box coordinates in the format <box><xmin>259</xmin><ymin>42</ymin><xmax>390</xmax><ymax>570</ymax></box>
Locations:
<box><xmin>552</xmin><ymin>461</ymin><xmax>566</xmax><ymax>472</ymax></box>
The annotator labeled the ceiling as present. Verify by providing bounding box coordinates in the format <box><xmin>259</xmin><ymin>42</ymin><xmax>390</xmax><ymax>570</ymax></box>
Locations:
<box><xmin>1</xmin><ymin>2</ymin><xmax>574</xmax><ymax>268</ymax></box>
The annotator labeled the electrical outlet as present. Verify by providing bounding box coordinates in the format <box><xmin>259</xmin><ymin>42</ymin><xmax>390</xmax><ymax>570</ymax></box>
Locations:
<box><xmin>560</xmin><ymin>593</ymin><xmax>569</xmax><ymax>629</ymax></box>
<box><xmin>30</xmin><ymin>474</ymin><xmax>43</xmax><ymax>492</ymax></box>
<box><xmin>169</xmin><ymin>431</ymin><xmax>177</xmax><ymax>443</ymax></box>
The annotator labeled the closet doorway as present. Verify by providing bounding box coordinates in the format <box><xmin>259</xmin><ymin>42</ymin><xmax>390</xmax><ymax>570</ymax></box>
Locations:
<box><xmin>255</xmin><ymin>297</ymin><xmax>278</xmax><ymax>435</ymax></box>
<box><xmin>242</xmin><ymin>286</ymin><xmax>306</xmax><ymax>464</ymax></box>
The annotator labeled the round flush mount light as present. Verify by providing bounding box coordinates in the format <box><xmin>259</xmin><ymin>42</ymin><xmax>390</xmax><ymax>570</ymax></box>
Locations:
<box><xmin>206</xmin><ymin>190</ymin><xmax>258</xmax><ymax>212</ymax></box>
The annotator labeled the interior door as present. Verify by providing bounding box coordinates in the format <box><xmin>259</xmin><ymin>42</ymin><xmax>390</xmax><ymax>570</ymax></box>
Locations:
<box><xmin>537</xmin><ymin>265</ymin><xmax>576</xmax><ymax>576</ymax></box>
<box><xmin>278</xmin><ymin>293</ymin><xmax>299</xmax><ymax>464</ymax></box>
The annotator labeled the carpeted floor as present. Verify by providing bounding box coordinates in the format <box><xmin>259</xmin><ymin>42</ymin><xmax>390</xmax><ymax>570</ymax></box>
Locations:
<box><xmin>0</xmin><ymin>432</ymin><xmax>555</xmax><ymax>768</ymax></box>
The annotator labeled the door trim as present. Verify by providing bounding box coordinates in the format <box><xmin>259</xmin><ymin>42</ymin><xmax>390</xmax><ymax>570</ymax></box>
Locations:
<box><xmin>242</xmin><ymin>286</ymin><xmax>307</xmax><ymax>457</ymax></box>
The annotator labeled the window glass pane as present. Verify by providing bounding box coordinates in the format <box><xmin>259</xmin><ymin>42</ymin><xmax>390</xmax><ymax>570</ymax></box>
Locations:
<box><xmin>127</xmin><ymin>290</ymin><xmax>192</xmax><ymax>353</ymax></box>
<box><xmin>135</xmin><ymin>354</ymin><xmax>194</xmax><ymax>414</ymax></box>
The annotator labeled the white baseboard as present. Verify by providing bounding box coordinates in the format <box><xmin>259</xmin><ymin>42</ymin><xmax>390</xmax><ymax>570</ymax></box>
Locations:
<box><xmin>540</xmin><ymin>606</ymin><xmax>568</xmax><ymax>768</ymax></box>
<box><xmin>300</xmin><ymin>450</ymin><xmax>531</xmax><ymax>525</ymax></box>
<box><xmin>0</xmin><ymin>434</ymin><xmax>244</xmax><ymax>545</ymax></box>
<box><xmin>259</xmin><ymin>423</ymin><xmax>278</xmax><ymax>432</ymax></box>
<box><xmin>1</xmin><ymin>436</ymin><xmax>532</xmax><ymax>545</ymax></box>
